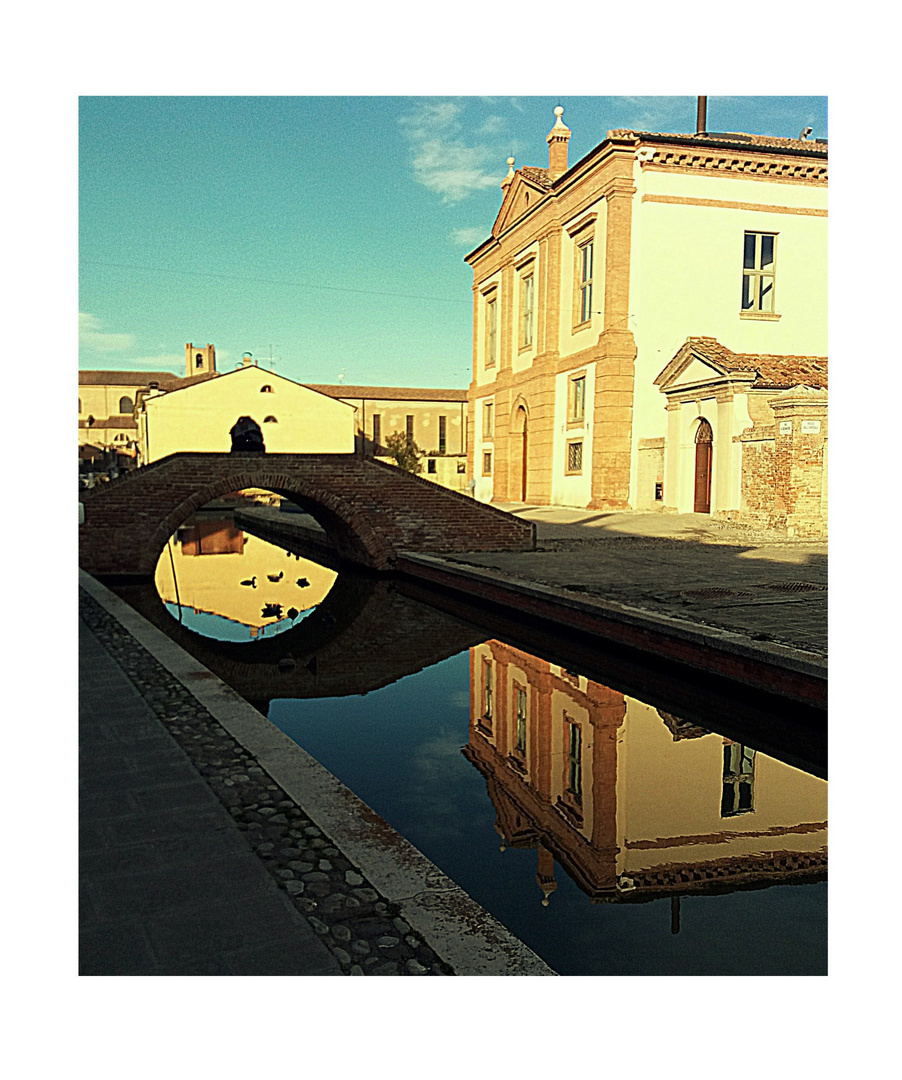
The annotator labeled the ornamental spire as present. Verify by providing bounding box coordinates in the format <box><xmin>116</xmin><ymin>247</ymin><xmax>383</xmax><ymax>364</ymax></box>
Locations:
<box><xmin>547</xmin><ymin>105</ymin><xmax>571</xmax><ymax>180</ymax></box>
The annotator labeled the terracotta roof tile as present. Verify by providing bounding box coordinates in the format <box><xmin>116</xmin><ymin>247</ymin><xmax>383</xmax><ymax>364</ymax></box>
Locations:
<box><xmin>79</xmin><ymin>416</ymin><xmax>138</xmax><ymax>429</ymax></box>
<box><xmin>519</xmin><ymin>166</ymin><xmax>553</xmax><ymax>189</ymax></box>
<box><xmin>78</xmin><ymin>370</ymin><xmax>218</xmax><ymax>389</ymax></box>
<box><xmin>687</xmin><ymin>337</ymin><xmax>828</xmax><ymax>389</ymax></box>
<box><xmin>78</xmin><ymin>370</ymin><xmax>183</xmax><ymax>387</ymax></box>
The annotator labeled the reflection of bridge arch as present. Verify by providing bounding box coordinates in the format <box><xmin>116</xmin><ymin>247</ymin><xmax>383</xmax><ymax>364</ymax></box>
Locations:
<box><xmin>79</xmin><ymin>452</ymin><xmax>535</xmax><ymax>578</ymax></box>
<box><xmin>112</xmin><ymin>567</ymin><xmax>483</xmax><ymax>713</ymax></box>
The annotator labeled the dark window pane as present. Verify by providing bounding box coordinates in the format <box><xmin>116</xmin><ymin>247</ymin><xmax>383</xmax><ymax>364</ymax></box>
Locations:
<box><xmin>744</xmin><ymin>233</ymin><xmax>757</xmax><ymax>269</ymax></box>
<box><xmin>760</xmin><ymin>234</ymin><xmax>774</xmax><ymax>269</ymax></box>
<box><xmin>741</xmin><ymin>274</ymin><xmax>754</xmax><ymax>310</ymax></box>
<box><xmin>722</xmin><ymin>784</ymin><xmax>735</xmax><ymax>816</ymax></box>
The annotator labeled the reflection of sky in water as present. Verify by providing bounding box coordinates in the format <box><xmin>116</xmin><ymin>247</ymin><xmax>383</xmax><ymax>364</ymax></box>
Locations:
<box><xmin>163</xmin><ymin>602</ymin><xmax>315</xmax><ymax>642</ymax></box>
<box><xmin>269</xmin><ymin>651</ymin><xmax>827</xmax><ymax>977</ymax></box>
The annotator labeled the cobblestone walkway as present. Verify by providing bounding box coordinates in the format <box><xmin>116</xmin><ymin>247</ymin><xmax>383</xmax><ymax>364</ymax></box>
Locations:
<box><xmin>80</xmin><ymin>590</ymin><xmax>454</xmax><ymax>976</ymax></box>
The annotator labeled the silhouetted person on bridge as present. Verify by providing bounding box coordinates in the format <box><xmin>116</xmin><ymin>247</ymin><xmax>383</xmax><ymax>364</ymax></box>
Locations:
<box><xmin>230</xmin><ymin>416</ymin><xmax>265</xmax><ymax>453</ymax></box>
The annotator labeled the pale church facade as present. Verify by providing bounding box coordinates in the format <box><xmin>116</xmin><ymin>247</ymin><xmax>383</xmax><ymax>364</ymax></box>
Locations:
<box><xmin>465</xmin><ymin>107</ymin><xmax>827</xmax><ymax>536</ymax></box>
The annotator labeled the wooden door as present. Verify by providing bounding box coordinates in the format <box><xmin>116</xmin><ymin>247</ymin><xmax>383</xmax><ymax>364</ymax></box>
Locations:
<box><xmin>694</xmin><ymin>420</ymin><xmax>713</xmax><ymax>513</ymax></box>
<box><xmin>520</xmin><ymin>415</ymin><xmax>528</xmax><ymax>501</ymax></box>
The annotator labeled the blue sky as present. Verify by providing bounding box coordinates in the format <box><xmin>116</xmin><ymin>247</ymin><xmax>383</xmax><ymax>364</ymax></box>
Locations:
<box><xmin>79</xmin><ymin>95</ymin><xmax>827</xmax><ymax>389</ymax></box>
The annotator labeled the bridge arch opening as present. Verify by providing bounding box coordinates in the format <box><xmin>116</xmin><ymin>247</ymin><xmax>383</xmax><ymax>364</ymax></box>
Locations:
<box><xmin>153</xmin><ymin>486</ymin><xmax>344</xmax><ymax>644</ymax></box>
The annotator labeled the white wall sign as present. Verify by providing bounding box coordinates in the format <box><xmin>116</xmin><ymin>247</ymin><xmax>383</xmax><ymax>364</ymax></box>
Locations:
<box><xmin>801</xmin><ymin>420</ymin><xmax>822</xmax><ymax>434</ymax></box>
<box><xmin>779</xmin><ymin>421</ymin><xmax>793</xmax><ymax>434</ymax></box>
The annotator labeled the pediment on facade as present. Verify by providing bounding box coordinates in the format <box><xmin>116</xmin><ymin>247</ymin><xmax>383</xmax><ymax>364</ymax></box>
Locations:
<box><xmin>492</xmin><ymin>173</ymin><xmax>549</xmax><ymax>237</ymax></box>
<box><xmin>656</xmin><ymin>337</ymin><xmax>828</xmax><ymax>396</ymax></box>
<box><xmin>656</xmin><ymin>348</ymin><xmax>728</xmax><ymax>392</ymax></box>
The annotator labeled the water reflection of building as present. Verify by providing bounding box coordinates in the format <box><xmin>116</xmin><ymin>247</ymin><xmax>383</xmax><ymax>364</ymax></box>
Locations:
<box><xmin>154</xmin><ymin>516</ymin><xmax>337</xmax><ymax>637</ymax></box>
<box><xmin>464</xmin><ymin>641</ymin><xmax>827</xmax><ymax>907</ymax></box>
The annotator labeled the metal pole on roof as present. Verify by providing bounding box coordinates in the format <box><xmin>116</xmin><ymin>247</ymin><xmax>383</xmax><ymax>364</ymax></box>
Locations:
<box><xmin>696</xmin><ymin>96</ymin><xmax>707</xmax><ymax>135</ymax></box>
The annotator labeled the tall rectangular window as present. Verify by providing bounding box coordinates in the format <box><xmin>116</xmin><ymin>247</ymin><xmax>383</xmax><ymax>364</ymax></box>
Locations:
<box><xmin>406</xmin><ymin>414</ymin><xmax>414</xmax><ymax>439</ymax></box>
<box><xmin>483</xmin><ymin>401</ymin><xmax>494</xmax><ymax>438</ymax></box>
<box><xmin>567</xmin><ymin>722</ymin><xmax>582</xmax><ymax>802</ymax></box>
<box><xmin>485</xmin><ymin>294</ymin><xmax>498</xmax><ymax>367</ymax></box>
<box><xmin>483</xmin><ymin>450</ymin><xmax>493</xmax><ymax>475</ymax></box>
<box><xmin>520</xmin><ymin>272</ymin><xmax>534</xmax><ymax>349</ymax></box>
<box><xmin>569</xmin><ymin>373</ymin><xmax>586</xmax><ymax>423</ymax></box>
<box><xmin>482</xmin><ymin>659</ymin><xmax>493</xmax><ymax>721</ymax></box>
<box><xmin>742</xmin><ymin>232</ymin><xmax>777</xmax><ymax>313</ymax></box>
<box><xmin>577</xmin><ymin>241</ymin><xmax>594</xmax><ymax>324</ymax></box>
<box><xmin>515</xmin><ymin>687</ymin><xmax>527</xmax><ymax>754</ymax></box>
<box><xmin>372</xmin><ymin>414</ymin><xmax>381</xmax><ymax>446</ymax></box>
<box><xmin>438</xmin><ymin>415</ymin><xmax>447</xmax><ymax>454</ymax></box>
<box><xmin>721</xmin><ymin>743</ymin><xmax>755</xmax><ymax>816</ymax></box>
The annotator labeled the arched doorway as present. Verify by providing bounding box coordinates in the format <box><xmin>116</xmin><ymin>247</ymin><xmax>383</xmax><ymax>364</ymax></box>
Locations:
<box><xmin>512</xmin><ymin>405</ymin><xmax>528</xmax><ymax>501</ymax></box>
<box><xmin>694</xmin><ymin>419</ymin><xmax>713</xmax><ymax>513</ymax></box>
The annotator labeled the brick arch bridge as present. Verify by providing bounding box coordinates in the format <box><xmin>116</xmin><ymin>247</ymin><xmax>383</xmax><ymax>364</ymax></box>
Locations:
<box><xmin>79</xmin><ymin>452</ymin><xmax>534</xmax><ymax>578</ymax></box>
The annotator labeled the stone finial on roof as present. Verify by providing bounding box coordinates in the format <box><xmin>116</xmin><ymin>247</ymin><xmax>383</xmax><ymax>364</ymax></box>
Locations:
<box><xmin>501</xmin><ymin>156</ymin><xmax>516</xmax><ymax>191</ymax></box>
<box><xmin>547</xmin><ymin>105</ymin><xmax>572</xmax><ymax>181</ymax></box>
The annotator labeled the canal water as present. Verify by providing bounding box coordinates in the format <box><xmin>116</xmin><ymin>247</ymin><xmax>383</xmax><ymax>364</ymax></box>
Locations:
<box><xmin>152</xmin><ymin>508</ymin><xmax>827</xmax><ymax>976</ymax></box>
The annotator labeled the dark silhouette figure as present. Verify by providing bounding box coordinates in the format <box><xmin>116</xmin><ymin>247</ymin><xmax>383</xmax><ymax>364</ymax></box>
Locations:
<box><xmin>240</xmin><ymin>576</ymin><xmax>257</xmax><ymax>588</ymax></box>
<box><xmin>267</xmin><ymin>571</ymin><xmax>284</xmax><ymax>582</ymax></box>
<box><xmin>296</xmin><ymin>577</ymin><xmax>310</xmax><ymax>587</ymax></box>
<box><xmin>230</xmin><ymin>416</ymin><xmax>265</xmax><ymax>453</ymax></box>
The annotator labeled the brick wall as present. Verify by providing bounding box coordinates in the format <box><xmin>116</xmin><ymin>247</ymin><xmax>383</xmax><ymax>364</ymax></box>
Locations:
<box><xmin>739</xmin><ymin>387</ymin><xmax>827</xmax><ymax>538</ymax></box>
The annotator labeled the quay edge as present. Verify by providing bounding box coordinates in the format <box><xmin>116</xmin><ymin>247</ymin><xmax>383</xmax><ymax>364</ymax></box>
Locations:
<box><xmin>395</xmin><ymin>552</ymin><xmax>827</xmax><ymax>711</ymax></box>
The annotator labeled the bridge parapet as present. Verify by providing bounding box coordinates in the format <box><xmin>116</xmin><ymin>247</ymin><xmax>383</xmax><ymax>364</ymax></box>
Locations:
<box><xmin>79</xmin><ymin>452</ymin><xmax>535</xmax><ymax>578</ymax></box>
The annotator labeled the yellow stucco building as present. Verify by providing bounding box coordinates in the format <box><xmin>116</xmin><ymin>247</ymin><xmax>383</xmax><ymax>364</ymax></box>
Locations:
<box><xmin>137</xmin><ymin>361</ymin><xmax>358</xmax><ymax>462</ymax></box>
<box><xmin>466</xmin><ymin>107</ymin><xmax>827</xmax><ymax>534</ymax></box>
<box><xmin>81</xmin><ymin>342</ymin><xmax>470</xmax><ymax>491</ymax></box>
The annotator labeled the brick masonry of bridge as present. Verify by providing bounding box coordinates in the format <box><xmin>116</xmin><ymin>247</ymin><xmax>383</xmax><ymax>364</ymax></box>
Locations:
<box><xmin>79</xmin><ymin>452</ymin><xmax>535</xmax><ymax>578</ymax></box>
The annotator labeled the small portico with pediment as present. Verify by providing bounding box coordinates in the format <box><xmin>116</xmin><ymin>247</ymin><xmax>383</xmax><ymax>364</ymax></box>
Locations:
<box><xmin>655</xmin><ymin>337</ymin><xmax>828</xmax><ymax>530</ymax></box>
<box><xmin>655</xmin><ymin>338</ymin><xmax>757</xmax><ymax>517</ymax></box>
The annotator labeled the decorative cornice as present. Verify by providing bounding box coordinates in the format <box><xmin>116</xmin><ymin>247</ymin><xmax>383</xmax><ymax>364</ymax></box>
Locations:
<box><xmin>642</xmin><ymin>152</ymin><xmax>827</xmax><ymax>184</ymax></box>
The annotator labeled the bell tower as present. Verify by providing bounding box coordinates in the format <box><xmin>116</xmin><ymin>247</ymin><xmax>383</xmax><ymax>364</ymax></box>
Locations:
<box><xmin>186</xmin><ymin>342</ymin><xmax>216</xmax><ymax>377</ymax></box>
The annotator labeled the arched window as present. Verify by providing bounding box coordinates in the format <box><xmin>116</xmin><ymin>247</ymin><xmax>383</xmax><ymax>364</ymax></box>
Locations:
<box><xmin>119</xmin><ymin>396</ymin><xmax>133</xmax><ymax>414</ymax></box>
<box><xmin>195</xmin><ymin>353</ymin><xmax>203</xmax><ymax>368</ymax></box>
<box><xmin>263</xmin><ymin>415</ymin><xmax>278</xmax><ymax>423</ymax></box>
<box><xmin>260</xmin><ymin>385</ymin><xmax>273</xmax><ymax>393</ymax></box>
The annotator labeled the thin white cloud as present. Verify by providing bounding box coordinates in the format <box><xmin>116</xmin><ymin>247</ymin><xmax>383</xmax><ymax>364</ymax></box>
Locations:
<box><xmin>449</xmin><ymin>226</ymin><xmax>487</xmax><ymax>248</ymax></box>
<box><xmin>79</xmin><ymin>312</ymin><xmax>135</xmax><ymax>353</ymax></box>
<box><xmin>479</xmin><ymin>115</ymin><xmax>505</xmax><ymax>135</ymax></box>
<box><xmin>399</xmin><ymin>101</ymin><xmax>504</xmax><ymax>203</ymax></box>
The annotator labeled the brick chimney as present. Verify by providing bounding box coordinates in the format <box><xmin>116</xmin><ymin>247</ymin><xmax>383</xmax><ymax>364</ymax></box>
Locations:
<box><xmin>546</xmin><ymin>105</ymin><xmax>571</xmax><ymax>181</ymax></box>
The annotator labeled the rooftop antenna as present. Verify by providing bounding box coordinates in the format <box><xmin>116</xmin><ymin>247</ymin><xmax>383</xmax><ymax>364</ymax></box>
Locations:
<box><xmin>696</xmin><ymin>95</ymin><xmax>707</xmax><ymax>135</ymax></box>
